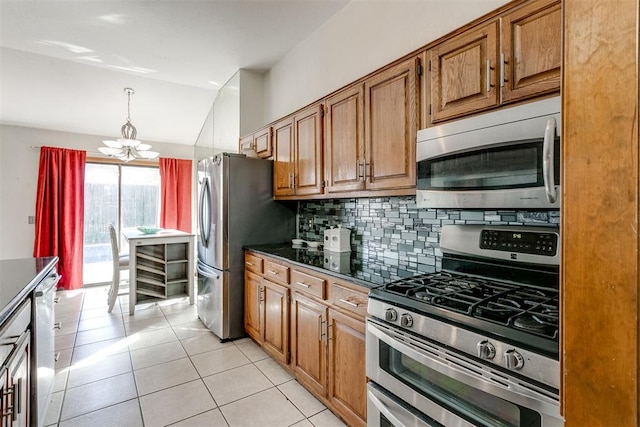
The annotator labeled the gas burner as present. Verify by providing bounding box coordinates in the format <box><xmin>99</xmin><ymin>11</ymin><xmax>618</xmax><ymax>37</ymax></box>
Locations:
<box><xmin>513</xmin><ymin>315</ymin><xmax>549</xmax><ymax>333</ymax></box>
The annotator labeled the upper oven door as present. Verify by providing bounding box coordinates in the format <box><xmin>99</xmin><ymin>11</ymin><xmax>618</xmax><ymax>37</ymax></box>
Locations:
<box><xmin>416</xmin><ymin>97</ymin><xmax>560</xmax><ymax>209</ymax></box>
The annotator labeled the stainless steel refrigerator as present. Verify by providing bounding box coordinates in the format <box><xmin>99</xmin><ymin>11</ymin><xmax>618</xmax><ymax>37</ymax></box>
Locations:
<box><xmin>196</xmin><ymin>153</ymin><xmax>295</xmax><ymax>340</ymax></box>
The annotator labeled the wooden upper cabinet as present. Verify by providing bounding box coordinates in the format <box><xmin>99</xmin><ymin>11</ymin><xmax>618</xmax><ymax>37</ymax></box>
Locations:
<box><xmin>253</xmin><ymin>126</ymin><xmax>273</xmax><ymax>158</ymax></box>
<box><xmin>273</xmin><ymin>117</ymin><xmax>295</xmax><ymax>197</ymax></box>
<box><xmin>426</xmin><ymin>0</ymin><xmax>561</xmax><ymax>125</ymax></box>
<box><xmin>500</xmin><ymin>0</ymin><xmax>561</xmax><ymax>103</ymax></box>
<box><xmin>364</xmin><ymin>56</ymin><xmax>419</xmax><ymax>190</ymax></box>
<box><xmin>428</xmin><ymin>19</ymin><xmax>500</xmax><ymax>123</ymax></box>
<box><xmin>294</xmin><ymin>104</ymin><xmax>324</xmax><ymax>197</ymax></box>
<box><xmin>325</xmin><ymin>84</ymin><xmax>366</xmax><ymax>194</ymax></box>
<box><xmin>239</xmin><ymin>126</ymin><xmax>272</xmax><ymax>159</ymax></box>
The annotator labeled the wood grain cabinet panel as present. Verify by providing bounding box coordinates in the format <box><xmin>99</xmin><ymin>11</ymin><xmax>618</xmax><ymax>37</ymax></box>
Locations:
<box><xmin>273</xmin><ymin>117</ymin><xmax>295</xmax><ymax>197</ymax></box>
<box><xmin>293</xmin><ymin>104</ymin><xmax>324</xmax><ymax>197</ymax></box>
<box><xmin>428</xmin><ymin>19</ymin><xmax>500</xmax><ymax>123</ymax></box>
<box><xmin>263</xmin><ymin>261</ymin><xmax>289</xmax><ymax>286</ymax></box>
<box><xmin>328</xmin><ymin>309</ymin><xmax>366</xmax><ymax>427</ymax></box>
<box><xmin>501</xmin><ymin>0</ymin><xmax>561</xmax><ymax>103</ymax></box>
<box><xmin>274</xmin><ymin>104</ymin><xmax>324</xmax><ymax>199</ymax></box>
<box><xmin>290</xmin><ymin>292</ymin><xmax>328</xmax><ymax>397</ymax></box>
<box><xmin>262</xmin><ymin>279</ymin><xmax>289</xmax><ymax>365</ymax></box>
<box><xmin>324</xmin><ymin>84</ymin><xmax>366</xmax><ymax>194</ymax></box>
<box><xmin>364</xmin><ymin>57</ymin><xmax>419</xmax><ymax>190</ymax></box>
<box><xmin>244</xmin><ymin>270</ymin><xmax>262</xmax><ymax>344</ymax></box>
<box><xmin>253</xmin><ymin>126</ymin><xmax>272</xmax><ymax>158</ymax></box>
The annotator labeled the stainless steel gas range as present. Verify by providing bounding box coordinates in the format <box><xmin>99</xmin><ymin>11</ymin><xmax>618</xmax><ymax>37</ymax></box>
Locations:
<box><xmin>366</xmin><ymin>224</ymin><xmax>563</xmax><ymax>427</ymax></box>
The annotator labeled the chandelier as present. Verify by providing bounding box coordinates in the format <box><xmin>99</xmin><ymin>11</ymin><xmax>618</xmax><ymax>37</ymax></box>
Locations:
<box><xmin>98</xmin><ymin>88</ymin><xmax>159</xmax><ymax>162</ymax></box>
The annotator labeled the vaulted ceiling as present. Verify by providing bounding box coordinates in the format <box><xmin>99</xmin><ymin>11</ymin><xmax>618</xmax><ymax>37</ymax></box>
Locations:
<box><xmin>0</xmin><ymin>0</ymin><xmax>349</xmax><ymax>145</ymax></box>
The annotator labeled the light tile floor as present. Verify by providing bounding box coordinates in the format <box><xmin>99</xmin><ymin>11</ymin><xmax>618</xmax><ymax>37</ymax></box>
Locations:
<box><xmin>46</xmin><ymin>286</ymin><xmax>347</xmax><ymax>427</ymax></box>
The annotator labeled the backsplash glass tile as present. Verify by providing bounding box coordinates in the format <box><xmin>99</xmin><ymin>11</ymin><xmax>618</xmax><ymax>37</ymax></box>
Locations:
<box><xmin>297</xmin><ymin>196</ymin><xmax>559</xmax><ymax>283</ymax></box>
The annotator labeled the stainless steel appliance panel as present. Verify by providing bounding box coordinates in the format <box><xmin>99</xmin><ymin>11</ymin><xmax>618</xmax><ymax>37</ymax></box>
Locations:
<box><xmin>196</xmin><ymin>261</ymin><xmax>226</xmax><ymax>338</ymax></box>
<box><xmin>196</xmin><ymin>153</ymin><xmax>295</xmax><ymax>340</ymax></box>
<box><xmin>416</xmin><ymin>96</ymin><xmax>561</xmax><ymax>209</ymax></box>
<box><xmin>367</xmin><ymin>382</ymin><xmax>447</xmax><ymax>427</ymax></box>
<box><xmin>366</xmin><ymin>318</ymin><xmax>563</xmax><ymax>427</ymax></box>
<box><xmin>33</xmin><ymin>262</ymin><xmax>59</xmax><ymax>427</ymax></box>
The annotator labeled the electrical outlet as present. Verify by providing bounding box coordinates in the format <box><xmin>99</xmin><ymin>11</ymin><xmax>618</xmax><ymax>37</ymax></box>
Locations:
<box><xmin>28</xmin><ymin>216</ymin><xmax>35</xmax><ymax>224</ymax></box>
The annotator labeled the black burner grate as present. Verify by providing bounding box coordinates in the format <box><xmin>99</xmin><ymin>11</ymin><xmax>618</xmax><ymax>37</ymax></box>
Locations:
<box><xmin>381</xmin><ymin>271</ymin><xmax>560</xmax><ymax>340</ymax></box>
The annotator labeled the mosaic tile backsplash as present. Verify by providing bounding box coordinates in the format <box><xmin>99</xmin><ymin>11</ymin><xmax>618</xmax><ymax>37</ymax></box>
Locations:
<box><xmin>297</xmin><ymin>196</ymin><xmax>559</xmax><ymax>284</ymax></box>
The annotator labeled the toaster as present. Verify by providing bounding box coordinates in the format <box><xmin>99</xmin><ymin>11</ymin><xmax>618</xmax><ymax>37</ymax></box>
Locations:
<box><xmin>323</xmin><ymin>225</ymin><xmax>351</xmax><ymax>252</ymax></box>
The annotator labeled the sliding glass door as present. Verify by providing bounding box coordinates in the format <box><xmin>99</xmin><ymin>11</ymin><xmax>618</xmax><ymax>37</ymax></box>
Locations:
<box><xmin>83</xmin><ymin>162</ymin><xmax>160</xmax><ymax>285</ymax></box>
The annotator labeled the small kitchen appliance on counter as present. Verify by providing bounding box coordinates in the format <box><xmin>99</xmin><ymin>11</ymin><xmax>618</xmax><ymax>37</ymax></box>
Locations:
<box><xmin>323</xmin><ymin>225</ymin><xmax>351</xmax><ymax>252</ymax></box>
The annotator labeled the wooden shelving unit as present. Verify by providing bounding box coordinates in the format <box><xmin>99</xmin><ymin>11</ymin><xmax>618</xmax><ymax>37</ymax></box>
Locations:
<box><xmin>123</xmin><ymin>229</ymin><xmax>195</xmax><ymax>315</ymax></box>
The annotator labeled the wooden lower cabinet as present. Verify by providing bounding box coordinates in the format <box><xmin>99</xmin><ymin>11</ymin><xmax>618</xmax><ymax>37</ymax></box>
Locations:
<box><xmin>290</xmin><ymin>292</ymin><xmax>327</xmax><ymax>398</ymax></box>
<box><xmin>262</xmin><ymin>280</ymin><xmax>289</xmax><ymax>365</ymax></box>
<box><xmin>244</xmin><ymin>251</ymin><xmax>367</xmax><ymax>426</ymax></box>
<box><xmin>328</xmin><ymin>309</ymin><xmax>366</xmax><ymax>427</ymax></box>
<box><xmin>244</xmin><ymin>269</ymin><xmax>290</xmax><ymax>365</ymax></box>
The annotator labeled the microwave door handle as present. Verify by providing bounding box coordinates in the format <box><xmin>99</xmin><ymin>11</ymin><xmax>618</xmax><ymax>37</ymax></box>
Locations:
<box><xmin>542</xmin><ymin>117</ymin><xmax>558</xmax><ymax>203</ymax></box>
<box><xmin>367</xmin><ymin>389</ymin><xmax>408</xmax><ymax>427</ymax></box>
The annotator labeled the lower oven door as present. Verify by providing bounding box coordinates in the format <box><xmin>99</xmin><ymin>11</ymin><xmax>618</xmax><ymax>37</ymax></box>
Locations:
<box><xmin>366</xmin><ymin>318</ymin><xmax>563</xmax><ymax>427</ymax></box>
<box><xmin>368</xmin><ymin>381</ymin><xmax>445</xmax><ymax>427</ymax></box>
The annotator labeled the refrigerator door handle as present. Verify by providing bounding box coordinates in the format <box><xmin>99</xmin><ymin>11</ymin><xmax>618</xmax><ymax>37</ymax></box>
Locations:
<box><xmin>197</xmin><ymin>262</ymin><xmax>220</xmax><ymax>279</ymax></box>
<box><xmin>199</xmin><ymin>177</ymin><xmax>211</xmax><ymax>248</ymax></box>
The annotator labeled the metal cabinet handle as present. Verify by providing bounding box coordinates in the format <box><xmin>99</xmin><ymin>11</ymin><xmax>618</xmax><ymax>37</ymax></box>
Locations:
<box><xmin>486</xmin><ymin>59</ymin><xmax>492</xmax><ymax>92</ymax></box>
<box><xmin>267</xmin><ymin>270</ymin><xmax>278</xmax><ymax>276</ymax></box>
<box><xmin>364</xmin><ymin>163</ymin><xmax>371</xmax><ymax>180</ymax></box>
<box><xmin>339</xmin><ymin>298</ymin><xmax>359</xmax><ymax>307</ymax></box>
<box><xmin>295</xmin><ymin>281</ymin><xmax>311</xmax><ymax>288</ymax></box>
<box><xmin>357</xmin><ymin>160</ymin><xmax>365</xmax><ymax>179</ymax></box>
<box><xmin>53</xmin><ymin>322</ymin><xmax>62</xmax><ymax>330</ymax></box>
<box><xmin>500</xmin><ymin>53</ymin><xmax>506</xmax><ymax>87</ymax></box>
<box><xmin>54</xmin><ymin>352</ymin><xmax>61</xmax><ymax>362</ymax></box>
<box><xmin>53</xmin><ymin>297</ymin><xmax>60</xmax><ymax>303</ymax></box>
<box><xmin>245</xmin><ymin>261</ymin><xmax>253</xmax><ymax>266</ymax></box>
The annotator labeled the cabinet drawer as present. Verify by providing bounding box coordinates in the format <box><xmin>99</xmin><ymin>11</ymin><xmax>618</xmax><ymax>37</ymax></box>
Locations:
<box><xmin>263</xmin><ymin>261</ymin><xmax>290</xmax><ymax>285</ymax></box>
<box><xmin>244</xmin><ymin>253</ymin><xmax>264</xmax><ymax>274</ymax></box>
<box><xmin>291</xmin><ymin>269</ymin><xmax>326</xmax><ymax>299</ymax></box>
<box><xmin>329</xmin><ymin>282</ymin><xmax>368</xmax><ymax>318</ymax></box>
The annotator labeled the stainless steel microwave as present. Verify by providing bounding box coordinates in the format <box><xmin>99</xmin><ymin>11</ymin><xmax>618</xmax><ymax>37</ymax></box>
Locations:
<box><xmin>416</xmin><ymin>97</ymin><xmax>561</xmax><ymax>209</ymax></box>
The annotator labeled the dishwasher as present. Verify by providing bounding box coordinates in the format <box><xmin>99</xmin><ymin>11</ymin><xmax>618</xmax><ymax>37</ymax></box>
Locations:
<box><xmin>32</xmin><ymin>263</ymin><xmax>60</xmax><ymax>427</ymax></box>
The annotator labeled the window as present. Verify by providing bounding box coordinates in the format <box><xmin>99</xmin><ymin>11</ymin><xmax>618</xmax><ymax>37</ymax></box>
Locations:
<box><xmin>83</xmin><ymin>162</ymin><xmax>160</xmax><ymax>285</ymax></box>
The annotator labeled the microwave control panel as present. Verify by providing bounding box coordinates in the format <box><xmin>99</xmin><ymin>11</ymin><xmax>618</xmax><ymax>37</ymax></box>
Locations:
<box><xmin>480</xmin><ymin>229</ymin><xmax>558</xmax><ymax>256</ymax></box>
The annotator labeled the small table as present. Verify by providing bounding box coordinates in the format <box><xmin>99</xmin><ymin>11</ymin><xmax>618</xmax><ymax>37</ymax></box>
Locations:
<box><xmin>122</xmin><ymin>229</ymin><xmax>195</xmax><ymax>315</ymax></box>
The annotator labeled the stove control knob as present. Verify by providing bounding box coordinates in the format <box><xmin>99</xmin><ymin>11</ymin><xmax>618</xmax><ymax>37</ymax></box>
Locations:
<box><xmin>400</xmin><ymin>314</ymin><xmax>413</xmax><ymax>327</ymax></box>
<box><xmin>503</xmin><ymin>349</ymin><xmax>525</xmax><ymax>370</ymax></box>
<box><xmin>476</xmin><ymin>340</ymin><xmax>496</xmax><ymax>360</ymax></box>
<box><xmin>384</xmin><ymin>308</ymin><xmax>398</xmax><ymax>322</ymax></box>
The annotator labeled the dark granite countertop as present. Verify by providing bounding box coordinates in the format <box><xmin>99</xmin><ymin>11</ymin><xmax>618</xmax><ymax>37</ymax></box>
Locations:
<box><xmin>245</xmin><ymin>243</ymin><xmax>431</xmax><ymax>288</ymax></box>
<box><xmin>0</xmin><ymin>257</ymin><xmax>58</xmax><ymax>325</ymax></box>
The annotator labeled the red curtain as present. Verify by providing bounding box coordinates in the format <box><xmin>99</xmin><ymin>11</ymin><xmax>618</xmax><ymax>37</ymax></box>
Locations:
<box><xmin>33</xmin><ymin>147</ymin><xmax>86</xmax><ymax>290</ymax></box>
<box><xmin>159</xmin><ymin>158</ymin><xmax>192</xmax><ymax>233</ymax></box>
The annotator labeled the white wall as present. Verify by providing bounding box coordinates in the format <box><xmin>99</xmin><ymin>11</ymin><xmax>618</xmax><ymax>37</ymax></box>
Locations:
<box><xmin>263</xmin><ymin>0</ymin><xmax>509</xmax><ymax>122</ymax></box>
<box><xmin>0</xmin><ymin>124</ymin><xmax>194</xmax><ymax>259</ymax></box>
<box><xmin>212</xmin><ymin>72</ymin><xmax>241</xmax><ymax>154</ymax></box>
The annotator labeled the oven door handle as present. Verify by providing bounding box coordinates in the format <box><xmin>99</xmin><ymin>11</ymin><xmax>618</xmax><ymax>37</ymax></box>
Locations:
<box><xmin>542</xmin><ymin>117</ymin><xmax>557</xmax><ymax>203</ymax></box>
<box><xmin>368</xmin><ymin>388</ymin><xmax>408</xmax><ymax>427</ymax></box>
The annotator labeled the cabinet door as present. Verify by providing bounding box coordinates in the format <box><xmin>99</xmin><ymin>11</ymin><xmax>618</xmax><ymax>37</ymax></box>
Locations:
<box><xmin>290</xmin><ymin>292</ymin><xmax>327</xmax><ymax>397</ymax></box>
<box><xmin>500</xmin><ymin>0</ymin><xmax>561</xmax><ymax>103</ymax></box>
<box><xmin>293</xmin><ymin>104</ymin><xmax>324</xmax><ymax>197</ymax></box>
<box><xmin>6</xmin><ymin>335</ymin><xmax>29</xmax><ymax>427</ymax></box>
<box><xmin>262</xmin><ymin>280</ymin><xmax>289</xmax><ymax>365</ymax></box>
<box><xmin>429</xmin><ymin>20</ymin><xmax>500</xmax><ymax>123</ymax></box>
<box><xmin>364</xmin><ymin>57</ymin><xmax>418</xmax><ymax>190</ymax></box>
<box><xmin>273</xmin><ymin>117</ymin><xmax>295</xmax><ymax>197</ymax></box>
<box><xmin>325</xmin><ymin>84</ymin><xmax>365</xmax><ymax>194</ymax></box>
<box><xmin>327</xmin><ymin>309</ymin><xmax>366</xmax><ymax>427</ymax></box>
<box><xmin>244</xmin><ymin>270</ymin><xmax>262</xmax><ymax>344</ymax></box>
<box><xmin>254</xmin><ymin>126</ymin><xmax>273</xmax><ymax>159</ymax></box>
